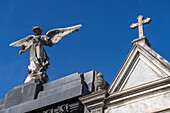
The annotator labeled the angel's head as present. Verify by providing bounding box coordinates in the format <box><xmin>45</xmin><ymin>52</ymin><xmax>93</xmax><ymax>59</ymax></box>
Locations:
<box><xmin>32</xmin><ymin>26</ymin><xmax>43</xmax><ymax>35</ymax></box>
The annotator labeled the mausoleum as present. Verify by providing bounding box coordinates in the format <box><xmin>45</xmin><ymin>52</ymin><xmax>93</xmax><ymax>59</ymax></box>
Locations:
<box><xmin>0</xmin><ymin>15</ymin><xmax>169</xmax><ymax>113</ymax></box>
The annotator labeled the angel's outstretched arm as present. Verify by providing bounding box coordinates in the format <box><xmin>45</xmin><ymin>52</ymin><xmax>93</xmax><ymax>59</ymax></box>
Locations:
<box><xmin>9</xmin><ymin>35</ymin><xmax>35</xmax><ymax>55</ymax></box>
<box><xmin>19</xmin><ymin>45</ymin><xmax>31</xmax><ymax>55</ymax></box>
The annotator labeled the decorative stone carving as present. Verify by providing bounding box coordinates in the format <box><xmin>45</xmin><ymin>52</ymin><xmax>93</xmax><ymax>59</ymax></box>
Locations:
<box><xmin>95</xmin><ymin>72</ymin><xmax>106</xmax><ymax>91</ymax></box>
<box><xmin>37</xmin><ymin>102</ymin><xmax>83</xmax><ymax>113</ymax></box>
<box><xmin>54</xmin><ymin>104</ymin><xmax>69</xmax><ymax>113</ymax></box>
<box><xmin>42</xmin><ymin>104</ymin><xmax>69</xmax><ymax>113</ymax></box>
<box><xmin>10</xmin><ymin>25</ymin><xmax>82</xmax><ymax>83</ymax></box>
<box><xmin>42</xmin><ymin>108</ymin><xmax>54</xmax><ymax>113</ymax></box>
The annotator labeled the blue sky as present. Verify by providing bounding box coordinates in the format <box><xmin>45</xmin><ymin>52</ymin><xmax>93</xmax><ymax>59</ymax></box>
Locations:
<box><xmin>0</xmin><ymin>0</ymin><xmax>169</xmax><ymax>99</ymax></box>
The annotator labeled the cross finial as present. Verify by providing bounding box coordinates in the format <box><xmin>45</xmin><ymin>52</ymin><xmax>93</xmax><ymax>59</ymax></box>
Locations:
<box><xmin>130</xmin><ymin>15</ymin><xmax>151</xmax><ymax>39</ymax></box>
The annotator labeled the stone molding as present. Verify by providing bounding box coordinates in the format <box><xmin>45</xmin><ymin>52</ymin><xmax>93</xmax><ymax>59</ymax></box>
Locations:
<box><xmin>106</xmin><ymin>76</ymin><xmax>170</xmax><ymax>106</ymax></box>
<box><xmin>132</xmin><ymin>36</ymin><xmax>151</xmax><ymax>47</ymax></box>
<box><xmin>79</xmin><ymin>90</ymin><xmax>107</xmax><ymax>113</ymax></box>
<box><xmin>108</xmin><ymin>44</ymin><xmax>170</xmax><ymax>94</ymax></box>
<box><xmin>79</xmin><ymin>76</ymin><xmax>170</xmax><ymax>112</ymax></box>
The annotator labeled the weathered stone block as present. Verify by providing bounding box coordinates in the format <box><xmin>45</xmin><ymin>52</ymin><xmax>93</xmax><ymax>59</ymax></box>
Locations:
<box><xmin>0</xmin><ymin>71</ymin><xmax>97</xmax><ymax>113</ymax></box>
<box><xmin>43</xmin><ymin>72</ymin><xmax>81</xmax><ymax>90</ymax></box>
<box><xmin>0</xmin><ymin>99</ymin><xmax>4</xmax><ymax>105</ymax></box>
<box><xmin>38</xmin><ymin>79</ymin><xmax>83</xmax><ymax>98</ymax></box>
<box><xmin>0</xmin><ymin>99</ymin><xmax>4</xmax><ymax>110</ymax></box>
<box><xmin>3</xmin><ymin>80</ymin><xmax>42</xmax><ymax>109</ymax></box>
<box><xmin>83</xmin><ymin>71</ymin><xmax>96</xmax><ymax>92</ymax></box>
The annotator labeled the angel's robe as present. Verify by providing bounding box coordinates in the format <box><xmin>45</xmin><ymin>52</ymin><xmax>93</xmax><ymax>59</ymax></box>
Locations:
<box><xmin>26</xmin><ymin>36</ymin><xmax>51</xmax><ymax>79</ymax></box>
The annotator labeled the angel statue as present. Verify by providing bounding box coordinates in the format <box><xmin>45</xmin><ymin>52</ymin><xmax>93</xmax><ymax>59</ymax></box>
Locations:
<box><xmin>10</xmin><ymin>24</ymin><xmax>82</xmax><ymax>83</ymax></box>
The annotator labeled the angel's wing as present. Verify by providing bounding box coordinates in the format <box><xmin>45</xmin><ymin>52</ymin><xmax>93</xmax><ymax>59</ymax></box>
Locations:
<box><xmin>9</xmin><ymin>35</ymin><xmax>35</xmax><ymax>49</ymax></box>
<box><xmin>46</xmin><ymin>24</ymin><xmax>82</xmax><ymax>45</ymax></box>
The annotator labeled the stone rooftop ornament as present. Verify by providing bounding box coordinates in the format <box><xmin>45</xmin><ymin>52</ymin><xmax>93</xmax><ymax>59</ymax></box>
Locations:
<box><xmin>130</xmin><ymin>15</ymin><xmax>152</xmax><ymax>47</ymax></box>
<box><xmin>10</xmin><ymin>24</ymin><xmax>82</xmax><ymax>83</ymax></box>
<box><xmin>94</xmin><ymin>72</ymin><xmax>107</xmax><ymax>91</ymax></box>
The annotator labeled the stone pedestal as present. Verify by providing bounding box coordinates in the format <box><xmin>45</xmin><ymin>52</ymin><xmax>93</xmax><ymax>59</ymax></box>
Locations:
<box><xmin>3</xmin><ymin>80</ymin><xmax>42</xmax><ymax>109</ymax></box>
<box><xmin>0</xmin><ymin>71</ymin><xmax>97</xmax><ymax>113</ymax></box>
<box><xmin>131</xmin><ymin>36</ymin><xmax>151</xmax><ymax>47</ymax></box>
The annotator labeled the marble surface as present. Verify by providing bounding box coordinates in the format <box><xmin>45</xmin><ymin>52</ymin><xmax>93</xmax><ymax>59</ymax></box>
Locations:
<box><xmin>123</xmin><ymin>59</ymin><xmax>161</xmax><ymax>90</ymax></box>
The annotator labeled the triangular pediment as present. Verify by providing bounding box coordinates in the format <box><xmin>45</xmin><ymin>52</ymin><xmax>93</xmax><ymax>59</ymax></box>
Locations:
<box><xmin>108</xmin><ymin>44</ymin><xmax>170</xmax><ymax>94</ymax></box>
<box><xmin>121</xmin><ymin>59</ymin><xmax>161</xmax><ymax>90</ymax></box>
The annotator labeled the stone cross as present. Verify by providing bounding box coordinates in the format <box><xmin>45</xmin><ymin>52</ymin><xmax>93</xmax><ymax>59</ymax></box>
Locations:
<box><xmin>130</xmin><ymin>15</ymin><xmax>151</xmax><ymax>38</ymax></box>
